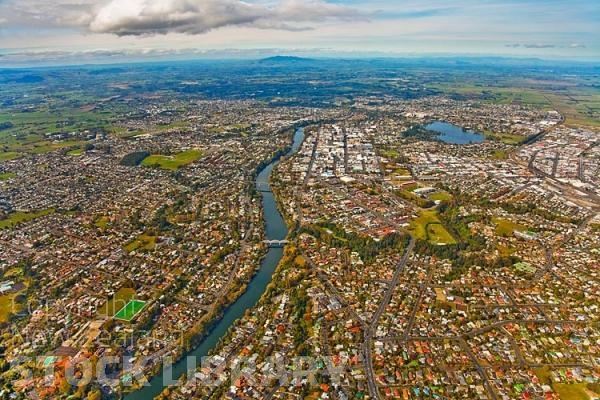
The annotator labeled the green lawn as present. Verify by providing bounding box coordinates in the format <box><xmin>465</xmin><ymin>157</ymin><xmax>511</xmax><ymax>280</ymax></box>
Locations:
<box><xmin>67</xmin><ymin>148</ymin><xmax>83</xmax><ymax>156</ymax></box>
<box><xmin>0</xmin><ymin>152</ymin><xmax>21</xmax><ymax>162</ymax></box>
<box><xmin>380</xmin><ymin>149</ymin><xmax>399</xmax><ymax>160</ymax></box>
<box><xmin>410</xmin><ymin>210</ymin><xmax>438</xmax><ymax>239</ymax></box>
<box><xmin>2</xmin><ymin>266</ymin><xmax>24</xmax><ymax>279</ymax></box>
<box><xmin>514</xmin><ymin>262</ymin><xmax>537</xmax><ymax>274</ymax></box>
<box><xmin>485</xmin><ymin>132</ymin><xmax>527</xmax><ymax>145</ymax></box>
<box><xmin>0</xmin><ymin>285</ymin><xmax>26</xmax><ymax>323</ymax></box>
<box><xmin>427</xmin><ymin>224</ymin><xmax>457</xmax><ymax>244</ymax></box>
<box><xmin>141</xmin><ymin>149</ymin><xmax>203</xmax><ymax>170</ymax></box>
<box><xmin>429</xmin><ymin>191</ymin><xmax>452</xmax><ymax>202</ymax></box>
<box><xmin>0</xmin><ymin>295</ymin><xmax>13</xmax><ymax>323</ymax></box>
<box><xmin>533</xmin><ymin>367</ymin><xmax>552</xmax><ymax>385</ymax></box>
<box><xmin>492</xmin><ymin>150</ymin><xmax>509</xmax><ymax>160</ymax></box>
<box><xmin>29</xmin><ymin>140</ymin><xmax>87</xmax><ymax>154</ymax></box>
<box><xmin>94</xmin><ymin>216</ymin><xmax>110</xmax><ymax>229</ymax></box>
<box><xmin>553</xmin><ymin>383</ymin><xmax>591</xmax><ymax>400</ymax></box>
<box><xmin>114</xmin><ymin>299</ymin><xmax>147</xmax><ymax>322</ymax></box>
<box><xmin>492</xmin><ymin>218</ymin><xmax>529</xmax><ymax>237</ymax></box>
<box><xmin>392</xmin><ymin>167</ymin><xmax>411</xmax><ymax>176</ymax></box>
<box><xmin>0</xmin><ymin>208</ymin><xmax>55</xmax><ymax>229</ymax></box>
<box><xmin>0</xmin><ymin>172</ymin><xmax>16</xmax><ymax>180</ymax></box>
<box><xmin>124</xmin><ymin>234</ymin><xmax>157</xmax><ymax>252</ymax></box>
<box><xmin>410</xmin><ymin>210</ymin><xmax>456</xmax><ymax>245</ymax></box>
<box><xmin>0</xmin><ymin>293</ymin><xmax>21</xmax><ymax>323</ymax></box>
<box><xmin>100</xmin><ymin>288</ymin><xmax>137</xmax><ymax>317</ymax></box>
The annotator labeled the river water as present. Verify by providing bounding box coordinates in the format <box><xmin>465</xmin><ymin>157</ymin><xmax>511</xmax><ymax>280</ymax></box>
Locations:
<box><xmin>125</xmin><ymin>127</ymin><xmax>305</xmax><ymax>400</ymax></box>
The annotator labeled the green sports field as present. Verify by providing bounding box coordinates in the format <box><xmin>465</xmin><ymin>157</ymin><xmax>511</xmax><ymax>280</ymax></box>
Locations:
<box><xmin>114</xmin><ymin>299</ymin><xmax>147</xmax><ymax>322</ymax></box>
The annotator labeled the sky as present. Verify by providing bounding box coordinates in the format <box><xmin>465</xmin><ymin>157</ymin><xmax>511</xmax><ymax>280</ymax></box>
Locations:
<box><xmin>0</xmin><ymin>0</ymin><xmax>598</xmax><ymax>64</ymax></box>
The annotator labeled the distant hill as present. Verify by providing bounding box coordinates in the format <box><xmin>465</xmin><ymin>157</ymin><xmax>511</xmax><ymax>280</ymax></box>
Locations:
<box><xmin>258</xmin><ymin>56</ymin><xmax>316</xmax><ymax>64</ymax></box>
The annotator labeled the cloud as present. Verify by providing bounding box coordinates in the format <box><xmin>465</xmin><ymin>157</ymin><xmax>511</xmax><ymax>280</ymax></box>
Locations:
<box><xmin>375</xmin><ymin>7</ymin><xmax>457</xmax><ymax>20</ymax></box>
<box><xmin>0</xmin><ymin>0</ymin><xmax>97</xmax><ymax>28</ymax></box>
<box><xmin>88</xmin><ymin>0</ymin><xmax>360</xmax><ymax>36</ymax></box>
<box><xmin>523</xmin><ymin>43</ymin><xmax>556</xmax><ymax>49</ymax></box>
<box><xmin>506</xmin><ymin>42</ymin><xmax>588</xmax><ymax>49</ymax></box>
<box><xmin>0</xmin><ymin>0</ymin><xmax>595</xmax><ymax>59</ymax></box>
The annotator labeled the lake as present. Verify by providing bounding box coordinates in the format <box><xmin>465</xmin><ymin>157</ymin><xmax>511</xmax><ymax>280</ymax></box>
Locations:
<box><xmin>424</xmin><ymin>121</ymin><xmax>485</xmax><ymax>144</ymax></box>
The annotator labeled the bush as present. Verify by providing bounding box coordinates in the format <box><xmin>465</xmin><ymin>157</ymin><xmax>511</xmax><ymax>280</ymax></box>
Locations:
<box><xmin>0</xmin><ymin>122</ymin><xmax>13</xmax><ymax>131</ymax></box>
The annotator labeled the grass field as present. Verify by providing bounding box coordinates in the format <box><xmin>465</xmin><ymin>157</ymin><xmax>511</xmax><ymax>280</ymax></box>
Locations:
<box><xmin>553</xmin><ymin>383</ymin><xmax>592</xmax><ymax>400</ymax></box>
<box><xmin>545</xmin><ymin>92</ymin><xmax>600</xmax><ymax>128</ymax></box>
<box><xmin>514</xmin><ymin>262</ymin><xmax>537</xmax><ymax>274</ymax></box>
<box><xmin>0</xmin><ymin>104</ymin><xmax>119</xmax><ymax>153</ymax></box>
<box><xmin>429</xmin><ymin>84</ymin><xmax>553</xmax><ymax>107</ymax></box>
<box><xmin>492</xmin><ymin>218</ymin><xmax>528</xmax><ymax>237</ymax></box>
<box><xmin>0</xmin><ymin>294</ymin><xmax>16</xmax><ymax>323</ymax></box>
<box><xmin>429</xmin><ymin>82</ymin><xmax>600</xmax><ymax>128</ymax></box>
<box><xmin>533</xmin><ymin>367</ymin><xmax>552</xmax><ymax>385</ymax></box>
<box><xmin>429</xmin><ymin>191</ymin><xmax>452</xmax><ymax>202</ymax></box>
<box><xmin>392</xmin><ymin>167</ymin><xmax>412</xmax><ymax>177</ymax></box>
<box><xmin>486</xmin><ymin>132</ymin><xmax>527</xmax><ymax>145</ymax></box>
<box><xmin>0</xmin><ymin>152</ymin><xmax>21</xmax><ymax>162</ymax></box>
<box><xmin>124</xmin><ymin>234</ymin><xmax>157</xmax><ymax>252</ymax></box>
<box><xmin>0</xmin><ymin>208</ymin><xmax>55</xmax><ymax>229</ymax></box>
<box><xmin>0</xmin><ymin>289</ymin><xmax>26</xmax><ymax>323</ymax></box>
<box><xmin>100</xmin><ymin>288</ymin><xmax>137</xmax><ymax>317</ymax></box>
<box><xmin>410</xmin><ymin>210</ymin><xmax>457</xmax><ymax>245</ymax></box>
<box><xmin>141</xmin><ymin>149</ymin><xmax>203</xmax><ymax>170</ymax></box>
<box><xmin>67</xmin><ymin>148</ymin><xmax>83</xmax><ymax>156</ymax></box>
<box><xmin>29</xmin><ymin>140</ymin><xmax>87</xmax><ymax>155</ymax></box>
<box><xmin>0</xmin><ymin>172</ymin><xmax>16</xmax><ymax>180</ymax></box>
<box><xmin>94</xmin><ymin>216</ymin><xmax>110</xmax><ymax>229</ymax></box>
<box><xmin>497</xmin><ymin>244</ymin><xmax>517</xmax><ymax>257</ymax></box>
<box><xmin>492</xmin><ymin>150</ymin><xmax>509</xmax><ymax>160</ymax></box>
<box><xmin>114</xmin><ymin>299</ymin><xmax>147</xmax><ymax>322</ymax></box>
<box><xmin>380</xmin><ymin>149</ymin><xmax>399</xmax><ymax>160</ymax></box>
<box><xmin>2</xmin><ymin>266</ymin><xmax>23</xmax><ymax>279</ymax></box>
<box><xmin>426</xmin><ymin>223</ymin><xmax>457</xmax><ymax>245</ymax></box>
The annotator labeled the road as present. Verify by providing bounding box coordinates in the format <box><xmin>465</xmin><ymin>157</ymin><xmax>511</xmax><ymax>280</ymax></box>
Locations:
<box><xmin>577</xmin><ymin>141</ymin><xmax>599</xmax><ymax>182</ymax></box>
<box><xmin>304</xmin><ymin>253</ymin><xmax>366</xmax><ymax>328</ymax></box>
<box><xmin>402</xmin><ymin>257</ymin><xmax>434</xmax><ymax>342</ymax></box>
<box><xmin>458</xmin><ymin>338</ymin><xmax>499</xmax><ymax>400</ymax></box>
<box><xmin>522</xmin><ymin>146</ymin><xmax>600</xmax><ymax>210</ymax></box>
<box><xmin>551</xmin><ymin>152</ymin><xmax>560</xmax><ymax>177</ymax></box>
<box><xmin>363</xmin><ymin>237</ymin><xmax>415</xmax><ymax>400</ymax></box>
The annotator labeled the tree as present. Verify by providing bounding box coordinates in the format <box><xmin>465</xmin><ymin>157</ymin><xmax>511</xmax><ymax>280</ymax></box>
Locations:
<box><xmin>59</xmin><ymin>376</ymin><xmax>72</xmax><ymax>395</ymax></box>
<box><xmin>87</xmin><ymin>388</ymin><xmax>102</xmax><ymax>400</ymax></box>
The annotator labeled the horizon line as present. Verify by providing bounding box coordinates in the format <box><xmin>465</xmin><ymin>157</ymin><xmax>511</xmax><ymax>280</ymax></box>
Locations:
<box><xmin>2</xmin><ymin>51</ymin><xmax>599</xmax><ymax>70</ymax></box>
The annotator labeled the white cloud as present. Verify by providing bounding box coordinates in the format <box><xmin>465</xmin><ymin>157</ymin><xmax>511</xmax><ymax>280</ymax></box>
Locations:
<box><xmin>0</xmin><ymin>0</ymin><xmax>596</xmax><ymax>59</ymax></box>
<box><xmin>0</xmin><ymin>0</ymin><xmax>97</xmax><ymax>29</ymax></box>
<box><xmin>88</xmin><ymin>0</ymin><xmax>360</xmax><ymax>36</ymax></box>
<box><xmin>0</xmin><ymin>0</ymin><xmax>359</xmax><ymax>36</ymax></box>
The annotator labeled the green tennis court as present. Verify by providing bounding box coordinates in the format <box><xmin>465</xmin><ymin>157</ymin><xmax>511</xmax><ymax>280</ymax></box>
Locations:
<box><xmin>114</xmin><ymin>300</ymin><xmax>147</xmax><ymax>321</ymax></box>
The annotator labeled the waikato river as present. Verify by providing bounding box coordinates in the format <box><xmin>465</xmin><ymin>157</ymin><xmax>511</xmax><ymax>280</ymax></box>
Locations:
<box><xmin>125</xmin><ymin>127</ymin><xmax>305</xmax><ymax>400</ymax></box>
